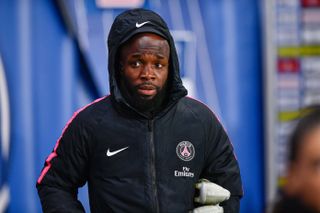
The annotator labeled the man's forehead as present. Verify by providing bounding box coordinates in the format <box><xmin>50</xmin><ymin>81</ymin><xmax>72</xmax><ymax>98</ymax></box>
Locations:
<box><xmin>121</xmin><ymin>33</ymin><xmax>170</xmax><ymax>56</ymax></box>
<box><xmin>125</xmin><ymin>33</ymin><xmax>167</xmax><ymax>46</ymax></box>
<box><xmin>130</xmin><ymin>52</ymin><xmax>166</xmax><ymax>59</ymax></box>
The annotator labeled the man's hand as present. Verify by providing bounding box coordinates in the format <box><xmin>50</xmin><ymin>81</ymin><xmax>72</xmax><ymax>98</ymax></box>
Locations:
<box><xmin>192</xmin><ymin>205</ymin><xmax>224</xmax><ymax>213</ymax></box>
<box><xmin>194</xmin><ymin>179</ymin><xmax>230</xmax><ymax>205</ymax></box>
<box><xmin>192</xmin><ymin>179</ymin><xmax>231</xmax><ymax>213</ymax></box>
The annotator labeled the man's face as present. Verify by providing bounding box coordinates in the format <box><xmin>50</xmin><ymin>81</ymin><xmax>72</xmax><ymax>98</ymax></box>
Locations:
<box><xmin>120</xmin><ymin>33</ymin><xmax>170</xmax><ymax>104</ymax></box>
<box><xmin>288</xmin><ymin>125</ymin><xmax>320</xmax><ymax>211</ymax></box>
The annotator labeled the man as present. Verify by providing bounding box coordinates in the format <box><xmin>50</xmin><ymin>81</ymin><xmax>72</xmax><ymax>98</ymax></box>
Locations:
<box><xmin>273</xmin><ymin>107</ymin><xmax>320</xmax><ymax>213</ymax></box>
<box><xmin>37</xmin><ymin>8</ymin><xmax>243</xmax><ymax>212</ymax></box>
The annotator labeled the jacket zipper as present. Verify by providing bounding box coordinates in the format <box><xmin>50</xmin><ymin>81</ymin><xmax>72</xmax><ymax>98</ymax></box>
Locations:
<box><xmin>148</xmin><ymin>119</ymin><xmax>160</xmax><ymax>213</ymax></box>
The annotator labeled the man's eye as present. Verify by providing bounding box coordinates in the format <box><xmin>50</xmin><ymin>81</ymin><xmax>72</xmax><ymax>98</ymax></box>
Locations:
<box><xmin>154</xmin><ymin>63</ymin><xmax>163</xmax><ymax>69</ymax></box>
<box><xmin>131</xmin><ymin>61</ymin><xmax>141</xmax><ymax>68</ymax></box>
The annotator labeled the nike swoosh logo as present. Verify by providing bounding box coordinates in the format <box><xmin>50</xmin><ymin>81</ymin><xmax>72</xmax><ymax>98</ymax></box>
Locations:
<box><xmin>106</xmin><ymin>146</ymin><xmax>129</xmax><ymax>157</ymax></box>
<box><xmin>136</xmin><ymin>21</ymin><xmax>150</xmax><ymax>28</ymax></box>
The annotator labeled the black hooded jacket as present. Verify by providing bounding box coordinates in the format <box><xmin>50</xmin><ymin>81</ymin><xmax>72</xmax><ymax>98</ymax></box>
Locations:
<box><xmin>37</xmin><ymin>8</ymin><xmax>243</xmax><ymax>213</ymax></box>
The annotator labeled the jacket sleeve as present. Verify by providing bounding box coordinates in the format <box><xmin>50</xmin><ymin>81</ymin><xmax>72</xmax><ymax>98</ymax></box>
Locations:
<box><xmin>201</xmin><ymin>113</ymin><xmax>243</xmax><ymax>213</ymax></box>
<box><xmin>36</xmin><ymin>113</ymin><xmax>92</xmax><ymax>213</ymax></box>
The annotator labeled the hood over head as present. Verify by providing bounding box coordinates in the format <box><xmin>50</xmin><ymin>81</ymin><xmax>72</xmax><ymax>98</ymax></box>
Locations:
<box><xmin>107</xmin><ymin>8</ymin><xmax>187</xmax><ymax>112</ymax></box>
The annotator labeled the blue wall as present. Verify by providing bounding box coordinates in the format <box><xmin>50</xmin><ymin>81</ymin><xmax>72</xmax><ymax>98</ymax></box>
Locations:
<box><xmin>0</xmin><ymin>0</ymin><xmax>264</xmax><ymax>212</ymax></box>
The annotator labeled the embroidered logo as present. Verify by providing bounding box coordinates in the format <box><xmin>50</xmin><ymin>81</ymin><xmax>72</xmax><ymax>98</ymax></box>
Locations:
<box><xmin>176</xmin><ymin>141</ymin><xmax>195</xmax><ymax>161</ymax></box>
<box><xmin>174</xmin><ymin>166</ymin><xmax>194</xmax><ymax>178</ymax></box>
<box><xmin>106</xmin><ymin>146</ymin><xmax>129</xmax><ymax>157</ymax></box>
<box><xmin>136</xmin><ymin>21</ymin><xmax>150</xmax><ymax>28</ymax></box>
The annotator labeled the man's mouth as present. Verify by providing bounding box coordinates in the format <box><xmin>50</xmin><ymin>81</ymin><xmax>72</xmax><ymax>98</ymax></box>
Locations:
<box><xmin>137</xmin><ymin>84</ymin><xmax>157</xmax><ymax>96</ymax></box>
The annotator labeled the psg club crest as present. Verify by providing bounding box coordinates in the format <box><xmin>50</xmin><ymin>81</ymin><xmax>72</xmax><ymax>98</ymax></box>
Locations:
<box><xmin>176</xmin><ymin>141</ymin><xmax>195</xmax><ymax>161</ymax></box>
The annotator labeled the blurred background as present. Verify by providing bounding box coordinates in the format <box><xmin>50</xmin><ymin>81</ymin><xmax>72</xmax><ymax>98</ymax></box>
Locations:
<box><xmin>0</xmin><ymin>0</ymin><xmax>320</xmax><ymax>212</ymax></box>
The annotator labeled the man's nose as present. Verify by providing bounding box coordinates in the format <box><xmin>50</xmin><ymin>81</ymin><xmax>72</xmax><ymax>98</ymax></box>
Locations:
<box><xmin>140</xmin><ymin>64</ymin><xmax>156</xmax><ymax>80</ymax></box>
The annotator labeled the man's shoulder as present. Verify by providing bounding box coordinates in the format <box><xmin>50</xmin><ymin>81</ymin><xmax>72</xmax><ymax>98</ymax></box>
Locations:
<box><xmin>179</xmin><ymin>97</ymin><xmax>213</xmax><ymax>113</ymax></box>
<box><xmin>178</xmin><ymin>97</ymin><xmax>219</xmax><ymax>121</ymax></box>
<box><xmin>70</xmin><ymin>95</ymin><xmax>112</xmax><ymax>124</ymax></box>
<box><xmin>81</xmin><ymin>95</ymin><xmax>111</xmax><ymax>112</ymax></box>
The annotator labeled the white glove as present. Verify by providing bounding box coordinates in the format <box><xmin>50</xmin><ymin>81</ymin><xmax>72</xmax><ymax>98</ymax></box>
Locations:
<box><xmin>194</xmin><ymin>179</ymin><xmax>231</xmax><ymax>205</ymax></box>
<box><xmin>192</xmin><ymin>205</ymin><xmax>224</xmax><ymax>213</ymax></box>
